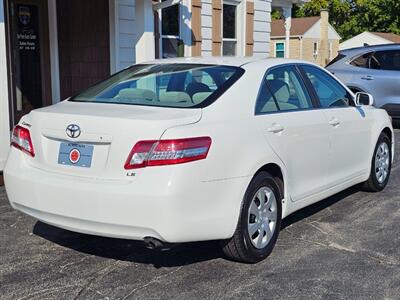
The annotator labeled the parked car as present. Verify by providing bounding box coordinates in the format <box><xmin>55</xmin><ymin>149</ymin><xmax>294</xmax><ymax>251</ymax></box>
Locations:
<box><xmin>4</xmin><ymin>57</ymin><xmax>394</xmax><ymax>263</ymax></box>
<box><xmin>326</xmin><ymin>44</ymin><xmax>400</xmax><ymax>121</ymax></box>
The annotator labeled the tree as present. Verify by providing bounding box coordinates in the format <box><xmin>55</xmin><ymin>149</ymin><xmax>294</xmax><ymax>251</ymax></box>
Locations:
<box><xmin>291</xmin><ymin>0</ymin><xmax>400</xmax><ymax>41</ymax></box>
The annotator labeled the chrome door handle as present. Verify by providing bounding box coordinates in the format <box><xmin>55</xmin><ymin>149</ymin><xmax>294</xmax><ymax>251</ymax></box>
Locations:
<box><xmin>328</xmin><ymin>117</ymin><xmax>340</xmax><ymax>127</ymax></box>
<box><xmin>267</xmin><ymin>123</ymin><xmax>284</xmax><ymax>133</ymax></box>
<box><xmin>361</xmin><ymin>75</ymin><xmax>374</xmax><ymax>80</ymax></box>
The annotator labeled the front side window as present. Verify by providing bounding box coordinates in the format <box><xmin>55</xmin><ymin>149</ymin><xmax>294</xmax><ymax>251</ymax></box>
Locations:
<box><xmin>256</xmin><ymin>66</ymin><xmax>313</xmax><ymax>114</ymax></box>
<box><xmin>302</xmin><ymin>65</ymin><xmax>352</xmax><ymax>108</ymax></box>
<box><xmin>222</xmin><ymin>3</ymin><xmax>237</xmax><ymax>56</ymax></box>
<box><xmin>275</xmin><ymin>43</ymin><xmax>285</xmax><ymax>58</ymax></box>
<box><xmin>370</xmin><ymin>50</ymin><xmax>400</xmax><ymax>71</ymax></box>
<box><xmin>70</xmin><ymin>64</ymin><xmax>243</xmax><ymax>108</ymax></box>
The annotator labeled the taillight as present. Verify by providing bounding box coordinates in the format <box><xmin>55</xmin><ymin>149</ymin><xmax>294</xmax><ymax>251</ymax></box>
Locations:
<box><xmin>11</xmin><ymin>125</ymin><xmax>35</xmax><ymax>157</ymax></box>
<box><xmin>124</xmin><ymin>137</ymin><xmax>212</xmax><ymax>169</ymax></box>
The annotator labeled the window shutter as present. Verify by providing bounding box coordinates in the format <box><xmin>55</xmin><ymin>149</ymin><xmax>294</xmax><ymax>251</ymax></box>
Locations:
<box><xmin>153</xmin><ymin>0</ymin><xmax>160</xmax><ymax>59</ymax></box>
<box><xmin>212</xmin><ymin>0</ymin><xmax>222</xmax><ymax>56</ymax></box>
<box><xmin>245</xmin><ymin>1</ymin><xmax>254</xmax><ymax>56</ymax></box>
<box><xmin>192</xmin><ymin>0</ymin><xmax>202</xmax><ymax>56</ymax></box>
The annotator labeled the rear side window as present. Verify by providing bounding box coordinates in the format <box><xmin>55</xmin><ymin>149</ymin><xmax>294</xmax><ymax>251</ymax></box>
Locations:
<box><xmin>255</xmin><ymin>65</ymin><xmax>313</xmax><ymax>114</ymax></box>
<box><xmin>70</xmin><ymin>64</ymin><xmax>243</xmax><ymax>108</ymax></box>
<box><xmin>350</xmin><ymin>52</ymin><xmax>374</xmax><ymax>68</ymax></box>
<box><xmin>255</xmin><ymin>83</ymin><xmax>279</xmax><ymax>114</ymax></box>
<box><xmin>302</xmin><ymin>65</ymin><xmax>352</xmax><ymax>108</ymax></box>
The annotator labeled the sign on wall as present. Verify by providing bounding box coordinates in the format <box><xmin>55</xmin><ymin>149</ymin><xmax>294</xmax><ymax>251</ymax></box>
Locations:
<box><xmin>16</xmin><ymin>5</ymin><xmax>38</xmax><ymax>51</ymax></box>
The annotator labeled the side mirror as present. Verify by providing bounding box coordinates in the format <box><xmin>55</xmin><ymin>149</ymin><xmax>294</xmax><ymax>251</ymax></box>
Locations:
<box><xmin>355</xmin><ymin>92</ymin><xmax>374</xmax><ymax>106</ymax></box>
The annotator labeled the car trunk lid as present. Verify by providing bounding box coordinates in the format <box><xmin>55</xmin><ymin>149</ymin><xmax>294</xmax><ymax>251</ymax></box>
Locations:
<box><xmin>26</xmin><ymin>101</ymin><xmax>202</xmax><ymax>179</ymax></box>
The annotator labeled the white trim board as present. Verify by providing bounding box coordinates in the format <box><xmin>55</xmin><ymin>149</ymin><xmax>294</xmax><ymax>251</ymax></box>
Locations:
<box><xmin>48</xmin><ymin>0</ymin><xmax>61</xmax><ymax>104</ymax></box>
<box><xmin>109</xmin><ymin>0</ymin><xmax>120</xmax><ymax>73</ymax></box>
<box><xmin>0</xmin><ymin>6</ymin><xmax>11</xmax><ymax>171</ymax></box>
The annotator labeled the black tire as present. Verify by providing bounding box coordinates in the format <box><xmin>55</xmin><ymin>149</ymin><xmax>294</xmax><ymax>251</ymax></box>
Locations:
<box><xmin>221</xmin><ymin>172</ymin><xmax>282</xmax><ymax>263</ymax></box>
<box><xmin>362</xmin><ymin>132</ymin><xmax>392</xmax><ymax>192</ymax></box>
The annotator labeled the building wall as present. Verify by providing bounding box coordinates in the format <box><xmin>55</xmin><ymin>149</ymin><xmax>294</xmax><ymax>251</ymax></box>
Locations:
<box><xmin>302</xmin><ymin>38</ymin><xmax>340</xmax><ymax>65</ymax></box>
<box><xmin>270</xmin><ymin>38</ymin><xmax>300</xmax><ymax>59</ymax></box>
<box><xmin>302</xmin><ymin>38</ymin><xmax>319</xmax><ymax>63</ymax></box>
<box><xmin>0</xmin><ymin>0</ymin><xmax>11</xmax><ymax>171</ymax></box>
<box><xmin>115</xmin><ymin>0</ymin><xmax>136</xmax><ymax>70</ymax></box>
<box><xmin>330</xmin><ymin>39</ymin><xmax>339</xmax><ymax>60</ymax></box>
<box><xmin>253</xmin><ymin>0</ymin><xmax>271</xmax><ymax>57</ymax></box>
<box><xmin>201</xmin><ymin>0</ymin><xmax>271</xmax><ymax>57</ymax></box>
<box><xmin>270</xmin><ymin>37</ymin><xmax>340</xmax><ymax>65</ymax></box>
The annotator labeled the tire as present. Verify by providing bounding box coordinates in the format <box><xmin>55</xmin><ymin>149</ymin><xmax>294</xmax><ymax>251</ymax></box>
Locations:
<box><xmin>221</xmin><ymin>172</ymin><xmax>282</xmax><ymax>263</ymax></box>
<box><xmin>362</xmin><ymin>132</ymin><xmax>392</xmax><ymax>192</ymax></box>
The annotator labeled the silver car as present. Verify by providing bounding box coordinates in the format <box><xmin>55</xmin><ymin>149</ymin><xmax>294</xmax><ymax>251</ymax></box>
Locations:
<box><xmin>327</xmin><ymin>44</ymin><xmax>400</xmax><ymax>120</ymax></box>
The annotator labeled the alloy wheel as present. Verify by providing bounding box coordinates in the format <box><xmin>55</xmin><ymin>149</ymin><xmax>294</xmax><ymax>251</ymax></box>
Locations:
<box><xmin>247</xmin><ymin>187</ymin><xmax>278</xmax><ymax>249</ymax></box>
<box><xmin>375</xmin><ymin>142</ymin><xmax>390</xmax><ymax>184</ymax></box>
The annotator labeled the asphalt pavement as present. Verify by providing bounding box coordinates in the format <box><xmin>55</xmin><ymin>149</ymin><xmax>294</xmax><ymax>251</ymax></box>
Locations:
<box><xmin>1</xmin><ymin>130</ymin><xmax>399</xmax><ymax>300</ymax></box>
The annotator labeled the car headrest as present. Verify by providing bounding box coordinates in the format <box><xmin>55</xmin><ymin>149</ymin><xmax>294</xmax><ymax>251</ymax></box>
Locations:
<box><xmin>116</xmin><ymin>88</ymin><xmax>156</xmax><ymax>102</ymax></box>
<box><xmin>159</xmin><ymin>91</ymin><xmax>191</xmax><ymax>103</ymax></box>
<box><xmin>185</xmin><ymin>82</ymin><xmax>211</xmax><ymax>98</ymax></box>
<box><xmin>267</xmin><ymin>80</ymin><xmax>290</xmax><ymax>103</ymax></box>
<box><xmin>192</xmin><ymin>92</ymin><xmax>213</xmax><ymax>104</ymax></box>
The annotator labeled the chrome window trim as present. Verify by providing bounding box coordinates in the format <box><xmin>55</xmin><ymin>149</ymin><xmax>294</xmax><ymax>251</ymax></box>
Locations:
<box><xmin>254</xmin><ymin>63</ymin><xmax>357</xmax><ymax>117</ymax></box>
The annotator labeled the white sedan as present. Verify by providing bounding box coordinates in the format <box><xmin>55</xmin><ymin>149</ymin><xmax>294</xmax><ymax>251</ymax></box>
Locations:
<box><xmin>4</xmin><ymin>57</ymin><xmax>394</xmax><ymax>263</ymax></box>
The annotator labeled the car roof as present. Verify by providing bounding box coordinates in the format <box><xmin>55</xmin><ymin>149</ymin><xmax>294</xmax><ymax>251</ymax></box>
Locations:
<box><xmin>142</xmin><ymin>56</ymin><xmax>318</xmax><ymax>69</ymax></box>
<box><xmin>341</xmin><ymin>43</ymin><xmax>400</xmax><ymax>55</ymax></box>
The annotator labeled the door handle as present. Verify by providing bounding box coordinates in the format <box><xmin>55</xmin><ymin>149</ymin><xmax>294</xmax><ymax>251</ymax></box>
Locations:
<box><xmin>361</xmin><ymin>75</ymin><xmax>374</xmax><ymax>80</ymax></box>
<box><xmin>328</xmin><ymin>117</ymin><xmax>340</xmax><ymax>127</ymax></box>
<box><xmin>267</xmin><ymin>123</ymin><xmax>284</xmax><ymax>134</ymax></box>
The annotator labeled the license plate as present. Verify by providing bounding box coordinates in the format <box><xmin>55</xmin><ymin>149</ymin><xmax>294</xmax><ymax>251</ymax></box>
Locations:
<box><xmin>58</xmin><ymin>142</ymin><xmax>94</xmax><ymax>168</ymax></box>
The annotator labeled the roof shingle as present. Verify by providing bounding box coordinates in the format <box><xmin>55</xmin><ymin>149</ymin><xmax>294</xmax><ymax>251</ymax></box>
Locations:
<box><xmin>271</xmin><ymin>16</ymin><xmax>320</xmax><ymax>37</ymax></box>
<box><xmin>371</xmin><ymin>32</ymin><xmax>400</xmax><ymax>43</ymax></box>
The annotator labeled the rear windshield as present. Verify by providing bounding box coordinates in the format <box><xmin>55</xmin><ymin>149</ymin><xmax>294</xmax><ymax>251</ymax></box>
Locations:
<box><xmin>326</xmin><ymin>53</ymin><xmax>346</xmax><ymax>67</ymax></box>
<box><xmin>69</xmin><ymin>64</ymin><xmax>244</xmax><ymax>108</ymax></box>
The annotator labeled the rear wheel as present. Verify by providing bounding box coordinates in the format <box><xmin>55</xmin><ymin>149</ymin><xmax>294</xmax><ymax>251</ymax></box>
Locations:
<box><xmin>221</xmin><ymin>172</ymin><xmax>282</xmax><ymax>263</ymax></box>
<box><xmin>362</xmin><ymin>133</ymin><xmax>391</xmax><ymax>192</ymax></box>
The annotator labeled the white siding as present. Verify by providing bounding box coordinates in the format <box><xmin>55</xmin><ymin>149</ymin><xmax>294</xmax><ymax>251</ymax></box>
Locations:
<box><xmin>0</xmin><ymin>0</ymin><xmax>10</xmax><ymax>171</ymax></box>
<box><xmin>200</xmin><ymin>0</ymin><xmax>271</xmax><ymax>57</ymax></box>
<box><xmin>201</xmin><ymin>0</ymin><xmax>213</xmax><ymax>56</ymax></box>
<box><xmin>253</xmin><ymin>0</ymin><xmax>271</xmax><ymax>57</ymax></box>
<box><xmin>117</xmin><ymin>0</ymin><xmax>136</xmax><ymax>70</ymax></box>
<box><xmin>303</xmin><ymin>19</ymin><xmax>341</xmax><ymax>40</ymax></box>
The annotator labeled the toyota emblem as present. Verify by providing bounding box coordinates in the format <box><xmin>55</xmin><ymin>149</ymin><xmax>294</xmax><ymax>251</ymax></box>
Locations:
<box><xmin>66</xmin><ymin>124</ymin><xmax>81</xmax><ymax>138</ymax></box>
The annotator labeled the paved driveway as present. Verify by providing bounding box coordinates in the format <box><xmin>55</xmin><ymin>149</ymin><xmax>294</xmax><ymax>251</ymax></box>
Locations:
<box><xmin>1</xmin><ymin>130</ymin><xmax>399</xmax><ymax>300</ymax></box>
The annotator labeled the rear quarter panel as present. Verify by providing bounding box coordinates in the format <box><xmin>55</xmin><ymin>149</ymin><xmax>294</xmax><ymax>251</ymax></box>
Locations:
<box><xmin>160</xmin><ymin>63</ymin><xmax>292</xmax><ymax>226</ymax></box>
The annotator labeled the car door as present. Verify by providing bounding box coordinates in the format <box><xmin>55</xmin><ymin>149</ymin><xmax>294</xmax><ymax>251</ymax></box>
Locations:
<box><xmin>365</xmin><ymin>50</ymin><xmax>400</xmax><ymax>109</ymax></box>
<box><xmin>255</xmin><ymin>65</ymin><xmax>330</xmax><ymax>202</ymax></box>
<box><xmin>300</xmin><ymin>65</ymin><xmax>373</xmax><ymax>188</ymax></box>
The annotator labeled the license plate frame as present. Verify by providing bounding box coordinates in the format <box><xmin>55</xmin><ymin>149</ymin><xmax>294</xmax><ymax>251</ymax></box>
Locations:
<box><xmin>58</xmin><ymin>142</ymin><xmax>94</xmax><ymax>168</ymax></box>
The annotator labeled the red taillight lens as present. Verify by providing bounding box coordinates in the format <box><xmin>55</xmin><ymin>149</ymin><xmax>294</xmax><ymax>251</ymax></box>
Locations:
<box><xmin>11</xmin><ymin>125</ymin><xmax>35</xmax><ymax>157</ymax></box>
<box><xmin>124</xmin><ymin>137</ymin><xmax>212</xmax><ymax>169</ymax></box>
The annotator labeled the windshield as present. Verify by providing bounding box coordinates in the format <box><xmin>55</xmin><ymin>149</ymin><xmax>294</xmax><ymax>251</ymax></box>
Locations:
<box><xmin>70</xmin><ymin>64</ymin><xmax>244</xmax><ymax>108</ymax></box>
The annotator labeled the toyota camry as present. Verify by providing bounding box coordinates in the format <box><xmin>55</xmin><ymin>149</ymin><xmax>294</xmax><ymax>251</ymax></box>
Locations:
<box><xmin>4</xmin><ymin>57</ymin><xmax>394</xmax><ymax>263</ymax></box>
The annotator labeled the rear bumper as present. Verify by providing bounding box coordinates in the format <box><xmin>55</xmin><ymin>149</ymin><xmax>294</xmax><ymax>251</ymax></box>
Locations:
<box><xmin>4</xmin><ymin>149</ymin><xmax>250</xmax><ymax>243</ymax></box>
<box><xmin>381</xmin><ymin>104</ymin><xmax>400</xmax><ymax>119</ymax></box>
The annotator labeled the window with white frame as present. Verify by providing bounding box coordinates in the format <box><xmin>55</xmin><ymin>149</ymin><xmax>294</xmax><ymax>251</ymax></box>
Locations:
<box><xmin>158</xmin><ymin>0</ymin><xmax>184</xmax><ymax>58</ymax></box>
<box><xmin>313</xmin><ymin>42</ymin><xmax>319</xmax><ymax>60</ymax></box>
<box><xmin>275</xmin><ymin>42</ymin><xmax>285</xmax><ymax>58</ymax></box>
<box><xmin>222</xmin><ymin>2</ymin><xmax>238</xmax><ymax>56</ymax></box>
